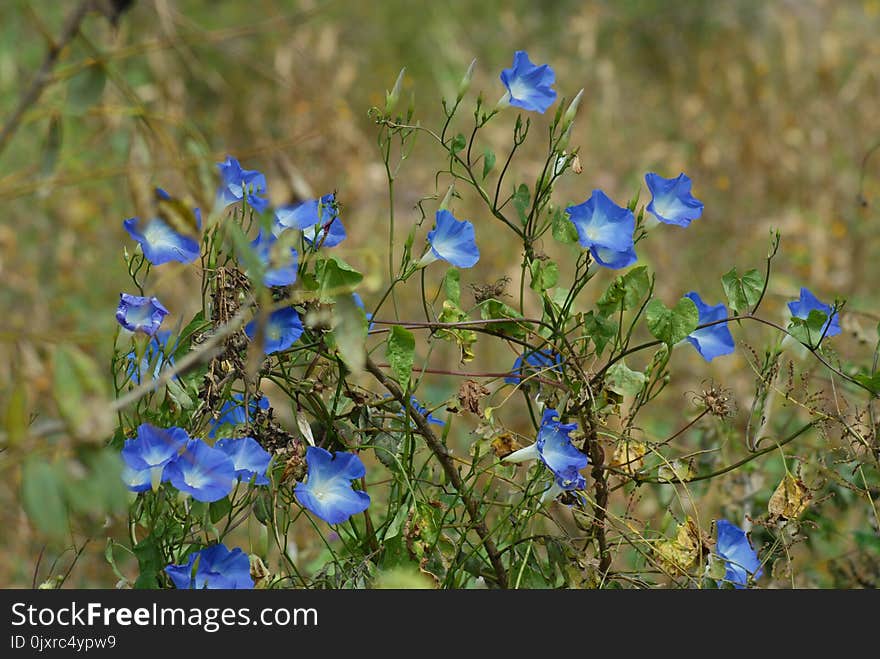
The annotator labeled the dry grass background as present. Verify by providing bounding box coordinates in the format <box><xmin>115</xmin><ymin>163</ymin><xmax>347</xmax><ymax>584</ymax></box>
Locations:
<box><xmin>1</xmin><ymin>0</ymin><xmax>879</xmax><ymax>587</ymax></box>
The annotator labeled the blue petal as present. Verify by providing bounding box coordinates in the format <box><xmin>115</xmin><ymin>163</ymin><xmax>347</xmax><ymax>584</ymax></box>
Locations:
<box><xmin>500</xmin><ymin>51</ymin><xmax>557</xmax><ymax>114</ymax></box>
<box><xmin>208</xmin><ymin>394</ymin><xmax>270</xmax><ymax>438</ymax></box>
<box><xmin>294</xmin><ymin>446</ymin><xmax>370</xmax><ymax>524</ymax></box>
<box><xmin>124</xmin><ymin>330</ymin><xmax>176</xmax><ymax>385</ymax></box>
<box><xmin>245</xmin><ymin>307</ymin><xmax>304</xmax><ymax>354</ymax></box>
<box><xmin>195</xmin><ymin>545</ymin><xmax>254</xmax><ymax>589</ymax></box>
<box><xmin>121</xmin><ymin>465</ymin><xmax>153</xmax><ymax>492</ymax></box>
<box><xmin>787</xmin><ymin>287</ymin><xmax>841</xmax><ymax>338</ymax></box>
<box><xmin>505</xmin><ymin>349</ymin><xmax>562</xmax><ymax>384</ymax></box>
<box><xmin>566</xmin><ymin>190</ymin><xmax>637</xmax><ymax>270</ymax></box>
<box><xmin>645</xmin><ymin>172</ymin><xmax>704</xmax><ymax>227</ymax></box>
<box><xmin>123</xmin><ymin>216</ymin><xmax>200</xmax><ymax>265</ymax></box>
<box><xmin>116</xmin><ymin>293</ymin><xmax>169</xmax><ymax>335</ymax></box>
<box><xmin>164</xmin><ymin>553</ymin><xmax>198</xmax><ymax>589</ymax></box>
<box><xmin>684</xmin><ymin>292</ymin><xmax>735</xmax><ymax>362</ymax></box>
<box><xmin>304</xmin><ymin>216</ymin><xmax>347</xmax><ymax>249</ymax></box>
<box><xmin>715</xmin><ymin>519</ymin><xmax>762</xmax><ymax>588</ymax></box>
<box><xmin>165</xmin><ymin>439</ymin><xmax>235</xmax><ymax>502</ymax></box>
<box><xmin>215</xmin><ymin>436</ymin><xmax>272</xmax><ymax>485</ymax></box>
<box><xmin>121</xmin><ymin>424</ymin><xmax>189</xmax><ymax>471</ymax></box>
<box><xmin>427</xmin><ymin>209</ymin><xmax>480</xmax><ymax>268</ymax></box>
<box><xmin>216</xmin><ymin>156</ymin><xmax>268</xmax><ymax>213</ymax></box>
<box><xmin>409</xmin><ymin>396</ymin><xmax>445</xmax><ymax>426</ymax></box>
<box><xmin>536</xmin><ymin>409</ymin><xmax>588</xmax><ymax>491</ymax></box>
<box><xmin>250</xmin><ymin>231</ymin><xmax>298</xmax><ymax>287</ymax></box>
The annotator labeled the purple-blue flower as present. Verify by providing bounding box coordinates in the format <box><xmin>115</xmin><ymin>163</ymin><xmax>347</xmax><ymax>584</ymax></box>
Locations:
<box><xmin>116</xmin><ymin>293</ymin><xmax>169</xmax><ymax>335</ymax></box>
<box><xmin>715</xmin><ymin>519</ymin><xmax>762</xmax><ymax>589</ymax></box>
<box><xmin>499</xmin><ymin>51</ymin><xmax>557</xmax><ymax>114</ymax></box>
<box><xmin>787</xmin><ymin>288</ymin><xmax>841</xmax><ymax>338</ymax></box>
<box><xmin>645</xmin><ymin>173</ymin><xmax>704</xmax><ymax>227</ymax></box>
<box><xmin>164</xmin><ymin>439</ymin><xmax>235</xmax><ymax>502</ymax></box>
<box><xmin>421</xmin><ymin>210</ymin><xmax>480</xmax><ymax>269</ymax></box>
<box><xmin>208</xmin><ymin>393</ymin><xmax>270</xmax><ymax>438</ymax></box>
<box><xmin>124</xmin><ymin>330</ymin><xmax>176</xmax><ymax>385</ymax></box>
<box><xmin>303</xmin><ymin>216</ymin><xmax>347</xmax><ymax>249</ymax></box>
<box><xmin>123</xmin><ymin>189</ymin><xmax>201</xmax><ymax>265</ymax></box>
<box><xmin>295</xmin><ymin>446</ymin><xmax>370</xmax><ymax>525</ymax></box>
<box><xmin>505</xmin><ymin>349</ymin><xmax>562</xmax><ymax>384</ymax></box>
<box><xmin>684</xmin><ymin>292</ymin><xmax>735</xmax><ymax>362</ymax></box>
<box><xmin>245</xmin><ymin>307</ymin><xmax>304</xmax><ymax>354</ymax></box>
<box><xmin>215</xmin><ymin>436</ymin><xmax>272</xmax><ymax>486</ymax></box>
<box><xmin>503</xmin><ymin>409</ymin><xmax>588</xmax><ymax>501</ymax></box>
<box><xmin>216</xmin><ymin>156</ymin><xmax>269</xmax><ymax>213</ymax></box>
<box><xmin>409</xmin><ymin>396</ymin><xmax>445</xmax><ymax>426</ymax></box>
<box><xmin>165</xmin><ymin>544</ymin><xmax>254</xmax><ymax>590</ymax></box>
<box><xmin>250</xmin><ymin>231</ymin><xmax>298</xmax><ymax>287</ymax></box>
<box><xmin>566</xmin><ymin>190</ymin><xmax>637</xmax><ymax>269</ymax></box>
<box><xmin>120</xmin><ymin>424</ymin><xmax>188</xmax><ymax>492</ymax></box>
<box><xmin>274</xmin><ymin>194</ymin><xmax>337</xmax><ymax>232</ymax></box>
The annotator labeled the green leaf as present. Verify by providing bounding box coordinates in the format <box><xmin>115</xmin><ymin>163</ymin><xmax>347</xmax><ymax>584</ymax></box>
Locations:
<box><xmin>133</xmin><ymin>534</ymin><xmax>164</xmax><ymax>589</ymax></box>
<box><xmin>436</xmin><ymin>300</ymin><xmax>476</xmax><ymax>362</ymax></box>
<box><xmin>479</xmin><ymin>298</ymin><xmax>528</xmax><ymax>339</ymax></box>
<box><xmin>605</xmin><ymin>361</ymin><xmax>646</xmax><ymax>397</ymax></box>
<box><xmin>317</xmin><ymin>257</ymin><xmax>364</xmax><ymax>301</ymax></box>
<box><xmin>210</xmin><ymin>497</ymin><xmax>232</xmax><ymax>524</ymax></box>
<box><xmin>386</xmin><ymin>325</ymin><xmax>415</xmax><ymax>387</ymax></box>
<box><xmin>512</xmin><ymin>184</ymin><xmax>531</xmax><ymax>226</ymax></box>
<box><xmin>443</xmin><ymin>267</ymin><xmax>461</xmax><ymax>306</ymax></box>
<box><xmin>41</xmin><ymin>113</ymin><xmax>63</xmax><ymax>178</ymax></box>
<box><xmin>53</xmin><ymin>345</ymin><xmax>113</xmax><ymax>443</ymax></box>
<box><xmin>22</xmin><ymin>458</ymin><xmax>67</xmax><ymax>541</ymax></box>
<box><xmin>482</xmin><ymin>148</ymin><xmax>496</xmax><ymax>180</ymax></box>
<box><xmin>583</xmin><ymin>311</ymin><xmax>617</xmax><ymax>358</ymax></box>
<box><xmin>787</xmin><ymin>309</ymin><xmax>830</xmax><ymax>349</ymax></box>
<box><xmin>552</xmin><ymin>207</ymin><xmax>578</xmax><ymax>244</ymax></box>
<box><xmin>68</xmin><ymin>63</ymin><xmax>106</xmax><ymax>113</ymax></box>
<box><xmin>597</xmin><ymin>266</ymin><xmax>650</xmax><ymax>317</ymax></box>
<box><xmin>854</xmin><ymin>372</ymin><xmax>880</xmax><ymax>395</ymax></box>
<box><xmin>4</xmin><ymin>381</ymin><xmax>27</xmax><ymax>448</ymax></box>
<box><xmin>331</xmin><ymin>294</ymin><xmax>367</xmax><ymax>374</ymax></box>
<box><xmin>530</xmin><ymin>259</ymin><xmax>559</xmax><ymax>293</ymax></box>
<box><xmin>721</xmin><ymin>267</ymin><xmax>764</xmax><ymax>315</ymax></box>
<box><xmin>451</xmin><ymin>133</ymin><xmax>466</xmax><ymax>153</ymax></box>
<box><xmin>646</xmin><ymin>297</ymin><xmax>699</xmax><ymax>345</ymax></box>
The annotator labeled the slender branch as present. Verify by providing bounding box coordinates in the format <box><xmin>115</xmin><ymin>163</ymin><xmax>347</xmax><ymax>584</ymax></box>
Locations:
<box><xmin>365</xmin><ymin>357</ymin><xmax>508</xmax><ymax>588</ymax></box>
<box><xmin>0</xmin><ymin>1</ymin><xmax>92</xmax><ymax>158</ymax></box>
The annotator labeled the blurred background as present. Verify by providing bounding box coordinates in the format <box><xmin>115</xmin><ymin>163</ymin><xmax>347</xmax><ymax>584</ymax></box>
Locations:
<box><xmin>2</xmin><ymin>0</ymin><xmax>879</xmax><ymax>587</ymax></box>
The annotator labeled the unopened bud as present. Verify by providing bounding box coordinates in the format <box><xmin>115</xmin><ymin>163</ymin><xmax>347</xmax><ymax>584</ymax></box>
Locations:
<box><xmin>457</xmin><ymin>58</ymin><xmax>477</xmax><ymax>102</ymax></box>
<box><xmin>562</xmin><ymin>88</ymin><xmax>584</xmax><ymax>130</ymax></box>
<box><xmin>439</xmin><ymin>184</ymin><xmax>455</xmax><ymax>210</ymax></box>
<box><xmin>385</xmin><ymin>67</ymin><xmax>406</xmax><ymax>115</ymax></box>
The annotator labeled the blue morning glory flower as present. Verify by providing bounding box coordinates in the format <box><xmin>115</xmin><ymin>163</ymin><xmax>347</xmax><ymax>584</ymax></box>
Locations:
<box><xmin>165</xmin><ymin>544</ymin><xmax>254</xmax><ymax>590</ymax></box>
<box><xmin>505</xmin><ymin>349</ymin><xmax>563</xmax><ymax>384</ymax></box>
<box><xmin>352</xmin><ymin>293</ymin><xmax>375</xmax><ymax>331</ymax></box>
<box><xmin>124</xmin><ymin>330</ymin><xmax>176</xmax><ymax>385</ymax></box>
<box><xmin>715</xmin><ymin>519</ymin><xmax>762</xmax><ymax>589</ymax></box>
<box><xmin>566</xmin><ymin>190</ymin><xmax>637</xmax><ymax>269</ymax></box>
<box><xmin>244</xmin><ymin>307</ymin><xmax>304</xmax><ymax>354</ymax></box>
<box><xmin>116</xmin><ymin>293</ymin><xmax>169</xmax><ymax>335</ymax></box>
<box><xmin>684</xmin><ymin>292</ymin><xmax>735</xmax><ymax>362</ymax></box>
<box><xmin>216</xmin><ymin>156</ymin><xmax>269</xmax><ymax>213</ymax></box>
<box><xmin>421</xmin><ymin>210</ymin><xmax>480</xmax><ymax>269</ymax></box>
<box><xmin>409</xmin><ymin>396</ymin><xmax>445</xmax><ymax>426</ymax></box>
<box><xmin>645</xmin><ymin>172</ymin><xmax>704</xmax><ymax>227</ymax></box>
<box><xmin>164</xmin><ymin>439</ymin><xmax>235</xmax><ymax>503</ymax></box>
<box><xmin>208</xmin><ymin>393</ymin><xmax>270</xmax><ymax>438</ymax></box>
<box><xmin>295</xmin><ymin>446</ymin><xmax>371</xmax><ymax>524</ymax></box>
<box><xmin>215</xmin><ymin>436</ymin><xmax>272</xmax><ymax>486</ymax></box>
<box><xmin>123</xmin><ymin>189</ymin><xmax>201</xmax><ymax>265</ymax></box>
<box><xmin>274</xmin><ymin>193</ymin><xmax>338</xmax><ymax>232</ymax></box>
<box><xmin>787</xmin><ymin>287</ymin><xmax>841</xmax><ymax>338</ymax></box>
<box><xmin>250</xmin><ymin>231</ymin><xmax>298</xmax><ymax>287</ymax></box>
<box><xmin>499</xmin><ymin>51</ymin><xmax>557</xmax><ymax>114</ymax></box>
<box><xmin>120</xmin><ymin>424</ymin><xmax>188</xmax><ymax>492</ymax></box>
<box><xmin>503</xmin><ymin>409</ymin><xmax>588</xmax><ymax>502</ymax></box>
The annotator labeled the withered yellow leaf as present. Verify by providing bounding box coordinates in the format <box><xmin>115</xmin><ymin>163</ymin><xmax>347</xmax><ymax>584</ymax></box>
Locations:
<box><xmin>611</xmin><ymin>440</ymin><xmax>647</xmax><ymax>475</ymax></box>
<box><xmin>768</xmin><ymin>473</ymin><xmax>811</xmax><ymax>520</ymax></box>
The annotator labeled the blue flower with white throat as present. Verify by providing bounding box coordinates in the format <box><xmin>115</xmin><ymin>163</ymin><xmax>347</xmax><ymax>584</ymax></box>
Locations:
<box><xmin>165</xmin><ymin>544</ymin><xmax>253</xmax><ymax>590</ymax></box>
<box><xmin>274</xmin><ymin>193</ymin><xmax>347</xmax><ymax>249</ymax></box>
<box><xmin>116</xmin><ymin>293</ymin><xmax>169</xmax><ymax>336</ymax></box>
<box><xmin>787</xmin><ymin>287</ymin><xmax>841</xmax><ymax>338</ymax></box>
<box><xmin>216</xmin><ymin>155</ymin><xmax>269</xmax><ymax>213</ymax></box>
<box><xmin>565</xmin><ymin>190</ymin><xmax>637</xmax><ymax>269</ymax></box>
<box><xmin>420</xmin><ymin>209</ymin><xmax>480</xmax><ymax>269</ymax></box>
<box><xmin>208</xmin><ymin>393</ymin><xmax>270</xmax><ymax>438</ymax></box>
<box><xmin>714</xmin><ymin>519</ymin><xmax>762</xmax><ymax>589</ymax></box>
<box><xmin>215</xmin><ymin>436</ymin><xmax>272</xmax><ymax>486</ymax></box>
<box><xmin>498</xmin><ymin>51</ymin><xmax>557</xmax><ymax>114</ymax></box>
<box><xmin>120</xmin><ymin>424</ymin><xmax>188</xmax><ymax>492</ymax></box>
<box><xmin>123</xmin><ymin>188</ymin><xmax>201</xmax><ymax>265</ymax></box>
<box><xmin>684</xmin><ymin>292</ymin><xmax>735</xmax><ymax>362</ymax></box>
<box><xmin>295</xmin><ymin>446</ymin><xmax>371</xmax><ymax>524</ymax></box>
<box><xmin>645</xmin><ymin>172</ymin><xmax>704</xmax><ymax>227</ymax></box>
<box><xmin>505</xmin><ymin>349</ymin><xmax>562</xmax><ymax>385</ymax></box>
<box><xmin>124</xmin><ymin>330</ymin><xmax>176</xmax><ymax>385</ymax></box>
<box><xmin>503</xmin><ymin>409</ymin><xmax>588</xmax><ymax>502</ymax></box>
<box><xmin>250</xmin><ymin>230</ymin><xmax>298</xmax><ymax>287</ymax></box>
<box><xmin>164</xmin><ymin>438</ymin><xmax>235</xmax><ymax>503</ymax></box>
<box><xmin>245</xmin><ymin>307</ymin><xmax>304</xmax><ymax>354</ymax></box>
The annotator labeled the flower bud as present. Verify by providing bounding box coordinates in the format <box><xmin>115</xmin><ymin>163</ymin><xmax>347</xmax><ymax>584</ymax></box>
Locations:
<box><xmin>457</xmin><ymin>58</ymin><xmax>477</xmax><ymax>102</ymax></box>
<box><xmin>384</xmin><ymin>67</ymin><xmax>406</xmax><ymax>115</ymax></box>
<box><xmin>439</xmin><ymin>183</ymin><xmax>455</xmax><ymax>210</ymax></box>
<box><xmin>562</xmin><ymin>88</ymin><xmax>584</xmax><ymax>130</ymax></box>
